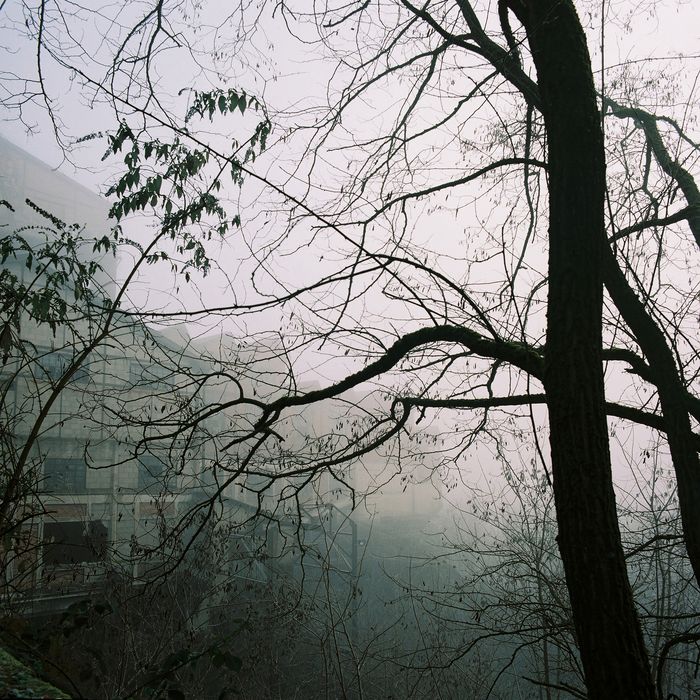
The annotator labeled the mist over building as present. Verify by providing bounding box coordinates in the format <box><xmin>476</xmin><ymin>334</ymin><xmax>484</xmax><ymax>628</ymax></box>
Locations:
<box><xmin>0</xmin><ymin>134</ymin><xmax>449</xmax><ymax>637</ymax></box>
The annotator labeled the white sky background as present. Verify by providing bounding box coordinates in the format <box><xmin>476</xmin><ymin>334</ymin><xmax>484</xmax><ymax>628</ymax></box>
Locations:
<box><xmin>0</xmin><ymin>1</ymin><xmax>696</xmax><ymax>316</ymax></box>
<box><xmin>1</xmin><ymin>1</ymin><xmax>697</xmax><ymax>362</ymax></box>
<box><xmin>1</xmin><ymin>0</ymin><xmax>697</xmax><ymax>382</ymax></box>
<box><xmin>0</xmin><ymin>0</ymin><xmax>698</xmax><ymax>511</ymax></box>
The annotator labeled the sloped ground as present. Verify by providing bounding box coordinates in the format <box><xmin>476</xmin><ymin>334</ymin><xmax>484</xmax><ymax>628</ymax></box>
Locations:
<box><xmin>0</xmin><ymin>647</ymin><xmax>69</xmax><ymax>699</ymax></box>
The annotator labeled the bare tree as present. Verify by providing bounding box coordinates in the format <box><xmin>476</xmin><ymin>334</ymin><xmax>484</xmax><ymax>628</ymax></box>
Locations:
<box><xmin>417</xmin><ymin>451</ymin><xmax>699</xmax><ymax>698</ymax></box>
<box><xmin>1</xmin><ymin>1</ymin><xmax>699</xmax><ymax>697</ymax></box>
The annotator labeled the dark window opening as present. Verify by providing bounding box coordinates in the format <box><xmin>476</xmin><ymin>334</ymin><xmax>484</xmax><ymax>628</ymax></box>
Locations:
<box><xmin>43</xmin><ymin>519</ymin><xmax>108</xmax><ymax>566</ymax></box>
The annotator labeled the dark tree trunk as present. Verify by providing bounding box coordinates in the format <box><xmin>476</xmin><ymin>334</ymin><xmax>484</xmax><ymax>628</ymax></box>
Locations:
<box><xmin>512</xmin><ymin>1</ymin><xmax>656</xmax><ymax>696</ymax></box>
<box><xmin>603</xmin><ymin>250</ymin><xmax>700</xmax><ymax>588</ymax></box>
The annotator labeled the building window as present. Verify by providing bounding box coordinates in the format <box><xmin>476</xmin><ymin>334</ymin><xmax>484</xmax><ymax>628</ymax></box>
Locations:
<box><xmin>137</xmin><ymin>455</ymin><xmax>175</xmax><ymax>493</ymax></box>
<box><xmin>129</xmin><ymin>361</ymin><xmax>172</xmax><ymax>389</ymax></box>
<box><xmin>129</xmin><ymin>360</ymin><xmax>144</xmax><ymax>385</ymax></box>
<box><xmin>37</xmin><ymin>350</ymin><xmax>88</xmax><ymax>383</ymax></box>
<box><xmin>44</xmin><ymin>457</ymin><xmax>87</xmax><ymax>493</ymax></box>
<box><xmin>43</xmin><ymin>519</ymin><xmax>108</xmax><ymax>566</ymax></box>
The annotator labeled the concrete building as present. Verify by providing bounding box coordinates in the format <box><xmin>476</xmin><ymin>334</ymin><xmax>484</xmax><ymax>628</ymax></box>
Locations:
<box><xmin>0</xmin><ymin>136</ymin><xmax>215</xmax><ymax>610</ymax></box>
<box><xmin>1</xmin><ymin>135</ymin><xmax>444</xmax><ymax>626</ymax></box>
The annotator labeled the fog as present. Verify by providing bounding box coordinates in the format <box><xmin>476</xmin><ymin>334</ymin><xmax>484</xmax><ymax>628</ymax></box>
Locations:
<box><xmin>1</xmin><ymin>1</ymin><xmax>699</xmax><ymax>698</ymax></box>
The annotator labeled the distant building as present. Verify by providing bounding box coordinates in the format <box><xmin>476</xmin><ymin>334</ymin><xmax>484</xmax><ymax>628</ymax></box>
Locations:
<box><xmin>0</xmin><ymin>136</ymin><xmax>213</xmax><ymax>611</ymax></box>
<box><xmin>1</xmin><ymin>135</ymin><xmax>444</xmax><ymax>623</ymax></box>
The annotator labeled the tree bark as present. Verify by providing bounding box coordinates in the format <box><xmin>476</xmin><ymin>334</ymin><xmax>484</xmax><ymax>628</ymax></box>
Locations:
<box><xmin>511</xmin><ymin>1</ymin><xmax>656</xmax><ymax>696</ymax></box>
<box><xmin>603</xmin><ymin>249</ymin><xmax>700</xmax><ymax>589</ymax></box>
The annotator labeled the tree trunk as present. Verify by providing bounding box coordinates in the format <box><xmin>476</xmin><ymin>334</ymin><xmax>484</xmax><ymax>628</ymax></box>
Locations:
<box><xmin>603</xmin><ymin>249</ymin><xmax>700</xmax><ymax>589</ymax></box>
<box><xmin>512</xmin><ymin>1</ymin><xmax>656</xmax><ymax>696</ymax></box>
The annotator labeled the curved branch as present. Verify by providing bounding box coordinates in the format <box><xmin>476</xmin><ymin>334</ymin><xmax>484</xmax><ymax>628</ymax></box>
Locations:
<box><xmin>260</xmin><ymin>324</ymin><xmax>544</xmax><ymax>424</ymax></box>
<box><xmin>453</xmin><ymin>0</ymin><xmax>541</xmax><ymax>109</ymax></box>
<box><xmin>656</xmin><ymin>632</ymin><xmax>700</xmax><ymax>700</ymax></box>
<box><xmin>363</xmin><ymin>157</ymin><xmax>547</xmax><ymax>224</ymax></box>
<box><xmin>605</xmin><ymin>97</ymin><xmax>700</xmax><ymax>248</ymax></box>
<box><xmin>608</xmin><ymin>205</ymin><xmax>697</xmax><ymax>243</ymax></box>
<box><xmin>399</xmin><ymin>393</ymin><xmax>700</xmax><ymax>450</ymax></box>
